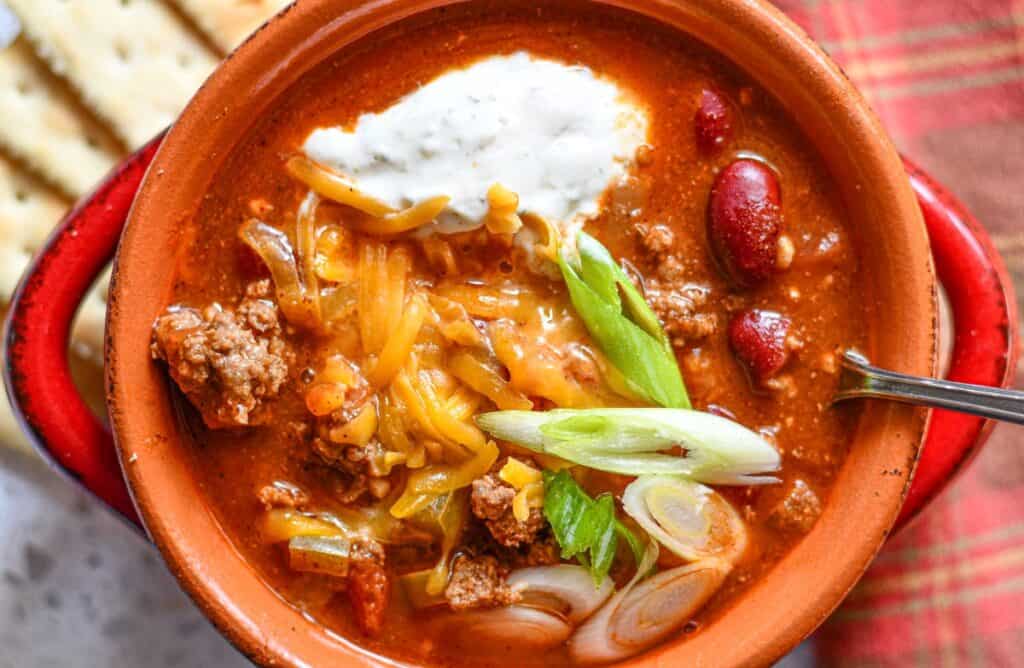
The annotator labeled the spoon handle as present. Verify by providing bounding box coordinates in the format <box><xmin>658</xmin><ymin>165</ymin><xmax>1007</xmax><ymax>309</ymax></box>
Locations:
<box><xmin>836</xmin><ymin>351</ymin><xmax>1024</xmax><ymax>425</ymax></box>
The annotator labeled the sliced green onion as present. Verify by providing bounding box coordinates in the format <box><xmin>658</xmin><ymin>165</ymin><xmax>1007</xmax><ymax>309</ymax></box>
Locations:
<box><xmin>557</xmin><ymin>232</ymin><xmax>689</xmax><ymax>409</ymax></box>
<box><xmin>577</xmin><ymin>232</ymin><xmax>665</xmax><ymax>343</ymax></box>
<box><xmin>508</xmin><ymin>565</ymin><xmax>615</xmax><ymax>624</ymax></box>
<box><xmin>569</xmin><ymin>555</ymin><xmax>726</xmax><ymax>664</ymax></box>
<box><xmin>615</xmin><ymin>520</ymin><xmax>646</xmax><ymax>569</ymax></box>
<box><xmin>542</xmin><ymin>470</ymin><xmax>643</xmax><ymax>584</ymax></box>
<box><xmin>476</xmin><ymin>408</ymin><xmax>781</xmax><ymax>485</ymax></box>
<box><xmin>287</xmin><ymin>535</ymin><xmax>352</xmax><ymax>577</ymax></box>
<box><xmin>566</xmin><ymin>538</ymin><xmax>662</xmax><ymax>663</ymax></box>
<box><xmin>622</xmin><ymin>476</ymin><xmax>748</xmax><ymax>563</ymax></box>
<box><xmin>546</xmin><ymin>445</ymin><xmax>712</xmax><ymax>476</ymax></box>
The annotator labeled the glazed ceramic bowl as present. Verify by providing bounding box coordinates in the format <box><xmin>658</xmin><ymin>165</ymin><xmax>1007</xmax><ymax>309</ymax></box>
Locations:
<box><xmin>6</xmin><ymin>0</ymin><xmax>1016</xmax><ymax>666</ymax></box>
<box><xmin>111</xmin><ymin>1</ymin><xmax>935</xmax><ymax>665</ymax></box>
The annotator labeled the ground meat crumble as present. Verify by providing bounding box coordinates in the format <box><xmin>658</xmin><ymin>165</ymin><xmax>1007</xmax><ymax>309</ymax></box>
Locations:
<box><xmin>257</xmin><ymin>481</ymin><xmax>309</xmax><ymax>510</ymax></box>
<box><xmin>150</xmin><ymin>280</ymin><xmax>289</xmax><ymax>428</ymax></box>
<box><xmin>635</xmin><ymin>221</ymin><xmax>687</xmax><ymax>281</ymax></box>
<box><xmin>471</xmin><ymin>473</ymin><xmax>546</xmax><ymax>548</ymax></box>
<box><xmin>444</xmin><ymin>554</ymin><xmax>520</xmax><ymax>611</ymax></box>
<box><xmin>646</xmin><ymin>280</ymin><xmax>719</xmax><ymax>347</ymax></box>
<box><xmin>633</xmin><ymin>222</ymin><xmax>720</xmax><ymax>346</ymax></box>
<box><xmin>505</xmin><ymin>533</ymin><xmax>561</xmax><ymax>569</ymax></box>
<box><xmin>767</xmin><ymin>479</ymin><xmax>822</xmax><ymax>533</ymax></box>
<box><xmin>348</xmin><ymin>539</ymin><xmax>390</xmax><ymax>635</ymax></box>
<box><xmin>313</xmin><ymin>437</ymin><xmax>392</xmax><ymax>503</ymax></box>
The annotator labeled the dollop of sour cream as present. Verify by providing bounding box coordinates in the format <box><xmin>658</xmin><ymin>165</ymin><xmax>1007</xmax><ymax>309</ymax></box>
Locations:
<box><xmin>303</xmin><ymin>52</ymin><xmax>648</xmax><ymax>238</ymax></box>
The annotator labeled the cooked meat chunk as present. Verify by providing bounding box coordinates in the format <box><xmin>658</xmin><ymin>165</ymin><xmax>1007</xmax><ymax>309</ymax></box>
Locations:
<box><xmin>150</xmin><ymin>280</ymin><xmax>289</xmax><ymax>428</ymax></box>
<box><xmin>306</xmin><ymin>362</ymin><xmax>385</xmax><ymax>502</ymax></box>
<box><xmin>638</xmin><ymin>222</ymin><xmax>675</xmax><ymax>257</ymax></box>
<box><xmin>313</xmin><ymin>438</ymin><xmax>392</xmax><ymax>502</ymax></box>
<box><xmin>444</xmin><ymin>555</ymin><xmax>520</xmax><ymax>611</ymax></box>
<box><xmin>348</xmin><ymin>539</ymin><xmax>390</xmax><ymax>636</ymax></box>
<box><xmin>633</xmin><ymin>221</ymin><xmax>719</xmax><ymax>346</ymax></box>
<box><xmin>257</xmin><ymin>481</ymin><xmax>309</xmax><ymax>510</ymax></box>
<box><xmin>634</xmin><ymin>221</ymin><xmax>690</xmax><ymax>281</ymax></box>
<box><xmin>507</xmin><ymin>533</ymin><xmax>562</xmax><ymax>569</ymax></box>
<box><xmin>471</xmin><ymin>474</ymin><xmax>515</xmax><ymax>521</ymax></box>
<box><xmin>471</xmin><ymin>474</ymin><xmax>546</xmax><ymax>548</ymax></box>
<box><xmin>523</xmin><ymin>534</ymin><xmax>561</xmax><ymax>566</ymax></box>
<box><xmin>646</xmin><ymin>280</ymin><xmax>718</xmax><ymax>346</ymax></box>
<box><xmin>313</xmin><ymin>437</ymin><xmax>386</xmax><ymax>477</ymax></box>
<box><xmin>767</xmin><ymin>479</ymin><xmax>822</xmax><ymax>533</ymax></box>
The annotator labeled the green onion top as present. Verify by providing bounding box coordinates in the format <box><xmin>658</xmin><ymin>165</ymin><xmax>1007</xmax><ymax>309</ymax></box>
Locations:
<box><xmin>557</xmin><ymin>231</ymin><xmax>689</xmax><ymax>409</ymax></box>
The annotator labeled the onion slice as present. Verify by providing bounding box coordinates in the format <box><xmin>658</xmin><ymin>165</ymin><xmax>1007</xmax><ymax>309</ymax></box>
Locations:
<box><xmin>566</xmin><ymin>539</ymin><xmax>659</xmax><ymax>663</ymax></box>
<box><xmin>569</xmin><ymin>554</ymin><xmax>728</xmax><ymax>664</ymax></box>
<box><xmin>239</xmin><ymin>219</ymin><xmax>320</xmax><ymax>329</ymax></box>
<box><xmin>508</xmin><ymin>565</ymin><xmax>614</xmax><ymax>624</ymax></box>
<box><xmin>622</xmin><ymin>476</ymin><xmax>748</xmax><ymax>563</ymax></box>
<box><xmin>442</xmin><ymin>606</ymin><xmax>572</xmax><ymax>650</ymax></box>
<box><xmin>610</xmin><ymin>561</ymin><xmax>727</xmax><ymax>648</ymax></box>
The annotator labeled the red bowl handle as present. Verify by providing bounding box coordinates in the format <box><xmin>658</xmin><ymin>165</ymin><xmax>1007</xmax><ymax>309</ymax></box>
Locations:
<box><xmin>895</xmin><ymin>158</ymin><xmax>1019</xmax><ymax>527</ymax></box>
<box><xmin>3</xmin><ymin>141</ymin><xmax>1016</xmax><ymax>535</ymax></box>
<box><xmin>3</xmin><ymin>135</ymin><xmax>164</xmax><ymax>530</ymax></box>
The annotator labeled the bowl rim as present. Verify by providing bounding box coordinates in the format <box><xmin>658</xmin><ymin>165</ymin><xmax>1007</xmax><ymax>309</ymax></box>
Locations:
<box><xmin>107</xmin><ymin>1</ymin><xmax>936</xmax><ymax>666</ymax></box>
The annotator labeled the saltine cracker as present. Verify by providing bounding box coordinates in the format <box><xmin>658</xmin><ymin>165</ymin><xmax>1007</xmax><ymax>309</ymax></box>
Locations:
<box><xmin>7</xmin><ymin>0</ymin><xmax>219</xmax><ymax>147</ymax></box>
<box><xmin>174</xmin><ymin>0</ymin><xmax>292</xmax><ymax>53</ymax></box>
<box><xmin>0</xmin><ymin>40</ymin><xmax>121</xmax><ymax>197</ymax></box>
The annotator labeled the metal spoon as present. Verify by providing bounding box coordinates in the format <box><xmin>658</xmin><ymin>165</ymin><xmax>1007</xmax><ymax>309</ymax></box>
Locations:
<box><xmin>835</xmin><ymin>350</ymin><xmax>1024</xmax><ymax>425</ymax></box>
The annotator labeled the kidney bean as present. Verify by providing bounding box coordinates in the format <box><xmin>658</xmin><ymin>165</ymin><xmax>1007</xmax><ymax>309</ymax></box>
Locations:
<box><xmin>695</xmin><ymin>89</ymin><xmax>733</xmax><ymax>155</ymax></box>
<box><xmin>728</xmin><ymin>309</ymin><xmax>792</xmax><ymax>383</ymax></box>
<box><xmin>708</xmin><ymin>158</ymin><xmax>782</xmax><ymax>286</ymax></box>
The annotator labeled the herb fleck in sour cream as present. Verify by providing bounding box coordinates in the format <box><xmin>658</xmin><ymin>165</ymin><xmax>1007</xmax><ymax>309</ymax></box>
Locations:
<box><xmin>303</xmin><ymin>52</ymin><xmax>649</xmax><ymax>237</ymax></box>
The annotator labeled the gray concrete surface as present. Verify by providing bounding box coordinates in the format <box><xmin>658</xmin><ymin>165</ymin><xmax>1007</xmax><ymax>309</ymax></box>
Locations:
<box><xmin>0</xmin><ymin>448</ymin><xmax>248</xmax><ymax>668</ymax></box>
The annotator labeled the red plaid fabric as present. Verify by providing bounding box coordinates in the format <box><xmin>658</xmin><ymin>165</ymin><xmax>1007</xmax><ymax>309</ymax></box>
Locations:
<box><xmin>770</xmin><ymin>1</ymin><xmax>1024</xmax><ymax>665</ymax></box>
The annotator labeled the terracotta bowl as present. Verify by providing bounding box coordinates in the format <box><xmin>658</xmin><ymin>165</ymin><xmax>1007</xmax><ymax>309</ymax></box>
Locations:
<box><xmin>107</xmin><ymin>0</ymin><xmax>935</xmax><ymax>665</ymax></box>
<box><xmin>12</xmin><ymin>0</ymin><xmax>1010</xmax><ymax>665</ymax></box>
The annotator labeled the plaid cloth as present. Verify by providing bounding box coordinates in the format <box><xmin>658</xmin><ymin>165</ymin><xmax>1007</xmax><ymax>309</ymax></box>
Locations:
<box><xmin>770</xmin><ymin>1</ymin><xmax>1024</xmax><ymax>665</ymax></box>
